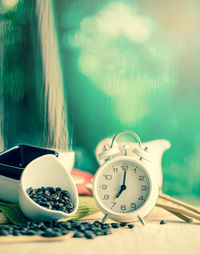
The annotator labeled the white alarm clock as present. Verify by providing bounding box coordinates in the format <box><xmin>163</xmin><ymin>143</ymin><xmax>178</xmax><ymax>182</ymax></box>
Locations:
<box><xmin>93</xmin><ymin>131</ymin><xmax>159</xmax><ymax>224</ymax></box>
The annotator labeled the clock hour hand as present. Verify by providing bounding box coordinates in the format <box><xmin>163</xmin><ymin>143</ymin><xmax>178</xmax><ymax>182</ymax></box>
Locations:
<box><xmin>115</xmin><ymin>185</ymin><xmax>126</xmax><ymax>200</ymax></box>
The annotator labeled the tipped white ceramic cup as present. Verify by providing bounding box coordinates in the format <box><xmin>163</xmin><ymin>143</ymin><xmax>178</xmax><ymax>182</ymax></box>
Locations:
<box><xmin>18</xmin><ymin>154</ymin><xmax>79</xmax><ymax>221</ymax></box>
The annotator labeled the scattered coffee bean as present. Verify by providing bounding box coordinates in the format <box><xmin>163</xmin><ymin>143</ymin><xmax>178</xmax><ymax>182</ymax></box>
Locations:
<box><xmin>160</xmin><ymin>220</ymin><xmax>166</xmax><ymax>225</ymax></box>
<box><xmin>26</xmin><ymin>186</ymin><xmax>74</xmax><ymax>214</ymax></box>
<box><xmin>101</xmin><ymin>224</ymin><xmax>110</xmax><ymax>230</ymax></box>
<box><xmin>84</xmin><ymin>230</ymin><xmax>95</xmax><ymax>239</ymax></box>
<box><xmin>103</xmin><ymin>229</ymin><xmax>112</xmax><ymax>235</ymax></box>
<box><xmin>0</xmin><ymin>229</ymin><xmax>8</xmax><ymax>236</ymax></box>
<box><xmin>119</xmin><ymin>222</ymin><xmax>127</xmax><ymax>227</ymax></box>
<box><xmin>41</xmin><ymin>230</ymin><xmax>60</xmax><ymax>237</ymax></box>
<box><xmin>26</xmin><ymin>230</ymin><xmax>37</xmax><ymax>236</ymax></box>
<box><xmin>128</xmin><ymin>224</ymin><xmax>134</xmax><ymax>229</ymax></box>
<box><xmin>12</xmin><ymin>231</ymin><xmax>21</xmax><ymax>236</ymax></box>
<box><xmin>0</xmin><ymin>220</ymin><xmax>114</xmax><ymax>239</ymax></box>
<box><xmin>111</xmin><ymin>223</ymin><xmax>120</xmax><ymax>228</ymax></box>
<box><xmin>73</xmin><ymin>232</ymin><xmax>85</xmax><ymax>238</ymax></box>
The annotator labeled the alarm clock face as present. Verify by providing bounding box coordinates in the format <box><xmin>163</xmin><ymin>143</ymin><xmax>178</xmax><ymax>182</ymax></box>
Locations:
<box><xmin>93</xmin><ymin>158</ymin><xmax>152</xmax><ymax>215</ymax></box>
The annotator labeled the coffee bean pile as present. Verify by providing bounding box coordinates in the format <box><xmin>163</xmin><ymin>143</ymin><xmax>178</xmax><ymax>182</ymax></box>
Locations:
<box><xmin>0</xmin><ymin>220</ymin><xmax>135</xmax><ymax>239</ymax></box>
<box><xmin>26</xmin><ymin>187</ymin><xmax>74</xmax><ymax>213</ymax></box>
<box><xmin>0</xmin><ymin>221</ymin><xmax>68</xmax><ymax>237</ymax></box>
<box><xmin>72</xmin><ymin>221</ymin><xmax>134</xmax><ymax>238</ymax></box>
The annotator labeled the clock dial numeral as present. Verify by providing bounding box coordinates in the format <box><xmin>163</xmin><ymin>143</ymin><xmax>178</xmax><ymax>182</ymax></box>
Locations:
<box><xmin>139</xmin><ymin>176</ymin><xmax>145</xmax><ymax>181</ymax></box>
<box><xmin>133</xmin><ymin>167</ymin><xmax>137</xmax><ymax>173</ymax></box>
<box><xmin>131</xmin><ymin>202</ymin><xmax>136</xmax><ymax>210</ymax></box>
<box><xmin>121</xmin><ymin>205</ymin><xmax>126</xmax><ymax>210</ymax></box>
<box><xmin>111</xmin><ymin>202</ymin><xmax>116</xmax><ymax>208</ymax></box>
<box><xmin>141</xmin><ymin>185</ymin><xmax>148</xmax><ymax>191</ymax></box>
<box><xmin>122</xmin><ymin>165</ymin><xmax>128</xmax><ymax>171</ymax></box>
<box><xmin>112</xmin><ymin>168</ymin><xmax>118</xmax><ymax>173</ymax></box>
<box><xmin>102</xmin><ymin>194</ymin><xmax>109</xmax><ymax>200</ymax></box>
<box><xmin>103</xmin><ymin>175</ymin><xmax>112</xmax><ymax>180</ymax></box>
<box><xmin>99</xmin><ymin>184</ymin><xmax>107</xmax><ymax>190</ymax></box>
<box><xmin>138</xmin><ymin>196</ymin><xmax>144</xmax><ymax>200</ymax></box>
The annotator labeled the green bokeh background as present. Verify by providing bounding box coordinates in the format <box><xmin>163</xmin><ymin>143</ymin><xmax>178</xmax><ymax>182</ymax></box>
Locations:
<box><xmin>54</xmin><ymin>0</ymin><xmax>200</xmax><ymax>198</ymax></box>
<box><xmin>0</xmin><ymin>0</ymin><xmax>200</xmax><ymax>199</ymax></box>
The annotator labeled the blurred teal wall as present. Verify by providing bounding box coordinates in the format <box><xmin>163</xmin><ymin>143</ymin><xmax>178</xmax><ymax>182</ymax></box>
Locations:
<box><xmin>54</xmin><ymin>0</ymin><xmax>200</xmax><ymax>198</ymax></box>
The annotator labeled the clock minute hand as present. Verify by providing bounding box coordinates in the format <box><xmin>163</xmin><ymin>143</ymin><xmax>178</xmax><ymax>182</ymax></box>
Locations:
<box><xmin>114</xmin><ymin>169</ymin><xmax>128</xmax><ymax>200</ymax></box>
<box><xmin>122</xmin><ymin>169</ymin><xmax>127</xmax><ymax>186</ymax></box>
<box><xmin>115</xmin><ymin>170</ymin><xmax>127</xmax><ymax>200</ymax></box>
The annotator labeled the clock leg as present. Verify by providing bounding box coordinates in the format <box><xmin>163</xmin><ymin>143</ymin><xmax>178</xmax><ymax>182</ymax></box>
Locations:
<box><xmin>137</xmin><ymin>215</ymin><xmax>145</xmax><ymax>226</ymax></box>
<box><xmin>101</xmin><ymin>214</ymin><xmax>108</xmax><ymax>223</ymax></box>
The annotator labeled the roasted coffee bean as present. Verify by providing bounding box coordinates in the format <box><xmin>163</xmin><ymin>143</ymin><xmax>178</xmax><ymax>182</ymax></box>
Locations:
<box><xmin>88</xmin><ymin>225</ymin><xmax>97</xmax><ymax>231</ymax></box>
<box><xmin>111</xmin><ymin>223</ymin><xmax>120</xmax><ymax>228</ymax></box>
<box><xmin>61</xmin><ymin>223</ymin><xmax>71</xmax><ymax>230</ymax></box>
<box><xmin>75</xmin><ymin>224</ymin><xmax>86</xmax><ymax>231</ymax></box>
<box><xmin>20</xmin><ymin>230</ymin><xmax>28</xmax><ymax>235</ymax></box>
<box><xmin>0</xmin><ymin>225</ymin><xmax>10</xmax><ymax>230</ymax></box>
<box><xmin>120</xmin><ymin>222</ymin><xmax>127</xmax><ymax>227</ymax></box>
<box><xmin>44</xmin><ymin>190</ymin><xmax>51</xmax><ymax>197</ymax></box>
<box><xmin>41</xmin><ymin>230</ymin><xmax>60</xmax><ymax>237</ymax></box>
<box><xmin>54</xmin><ymin>201</ymin><xmax>60</xmax><ymax>207</ymax></box>
<box><xmin>0</xmin><ymin>229</ymin><xmax>8</xmax><ymax>236</ymax></box>
<box><xmin>50</xmin><ymin>193</ymin><xmax>57</xmax><ymax>198</ymax></box>
<box><xmin>63</xmin><ymin>196</ymin><xmax>69</xmax><ymax>201</ymax></box>
<box><xmin>73</xmin><ymin>232</ymin><xmax>85</xmax><ymax>238</ymax></box>
<box><xmin>160</xmin><ymin>220</ymin><xmax>166</xmax><ymax>225</ymax></box>
<box><xmin>84</xmin><ymin>230</ymin><xmax>95</xmax><ymax>239</ymax></box>
<box><xmin>60</xmin><ymin>230</ymin><xmax>68</xmax><ymax>235</ymax></box>
<box><xmin>92</xmin><ymin>223</ymin><xmax>101</xmax><ymax>229</ymax></box>
<box><xmin>128</xmin><ymin>224</ymin><xmax>134</xmax><ymax>229</ymax></box>
<box><xmin>52</xmin><ymin>228</ymin><xmax>61</xmax><ymax>232</ymax></box>
<box><xmin>61</xmin><ymin>190</ymin><xmax>68</xmax><ymax>195</ymax></box>
<box><xmin>92</xmin><ymin>229</ymin><xmax>104</xmax><ymax>236</ymax></box>
<box><xmin>81</xmin><ymin>221</ymin><xmax>90</xmax><ymax>225</ymax></box>
<box><xmin>34</xmin><ymin>230</ymin><xmax>44</xmax><ymax>235</ymax></box>
<box><xmin>26</xmin><ymin>230</ymin><xmax>37</xmax><ymax>235</ymax></box>
<box><xmin>48</xmin><ymin>205</ymin><xmax>53</xmax><ymax>209</ymax></box>
<box><xmin>12</xmin><ymin>231</ymin><xmax>21</xmax><ymax>236</ymax></box>
<box><xmin>102</xmin><ymin>229</ymin><xmax>112</xmax><ymax>235</ymax></box>
<box><xmin>40</xmin><ymin>225</ymin><xmax>47</xmax><ymax>231</ymax></box>
<box><xmin>58</xmin><ymin>207</ymin><xmax>66</xmax><ymax>212</ymax></box>
<box><xmin>101</xmin><ymin>223</ymin><xmax>111</xmax><ymax>229</ymax></box>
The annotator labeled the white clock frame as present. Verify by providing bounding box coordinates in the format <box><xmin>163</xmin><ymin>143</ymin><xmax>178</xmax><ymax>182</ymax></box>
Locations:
<box><xmin>93</xmin><ymin>156</ymin><xmax>159</xmax><ymax>223</ymax></box>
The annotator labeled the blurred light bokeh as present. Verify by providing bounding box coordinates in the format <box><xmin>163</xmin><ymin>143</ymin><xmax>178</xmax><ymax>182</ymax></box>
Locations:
<box><xmin>55</xmin><ymin>0</ymin><xmax>200</xmax><ymax>199</ymax></box>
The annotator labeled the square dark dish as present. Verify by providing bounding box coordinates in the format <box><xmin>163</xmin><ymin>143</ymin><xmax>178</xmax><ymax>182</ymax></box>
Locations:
<box><xmin>0</xmin><ymin>145</ymin><xmax>58</xmax><ymax>180</ymax></box>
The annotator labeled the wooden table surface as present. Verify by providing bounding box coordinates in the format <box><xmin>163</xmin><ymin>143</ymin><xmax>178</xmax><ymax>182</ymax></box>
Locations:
<box><xmin>0</xmin><ymin>206</ymin><xmax>200</xmax><ymax>254</ymax></box>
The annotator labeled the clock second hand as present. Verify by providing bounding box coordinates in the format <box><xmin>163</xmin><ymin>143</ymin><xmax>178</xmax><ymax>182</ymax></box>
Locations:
<box><xmin>114</xmin><ymin>170</ymin><xmax>127</xmax><ymax>200</ymax></box>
